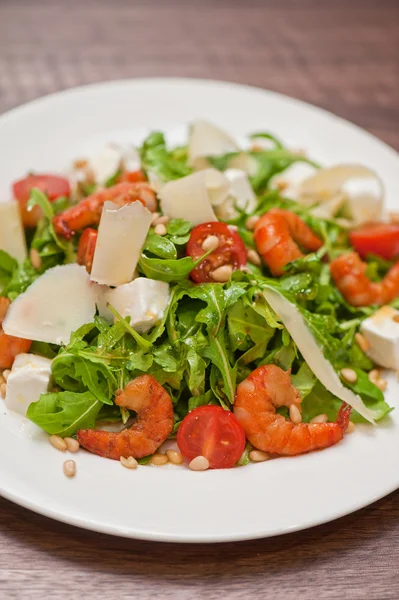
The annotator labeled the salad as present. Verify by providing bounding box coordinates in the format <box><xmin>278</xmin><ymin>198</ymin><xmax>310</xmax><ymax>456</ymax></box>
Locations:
<box><xmin>0</xmin><ymin>120</ymin><xmax>396</xmax><ymax>475</ymax></box>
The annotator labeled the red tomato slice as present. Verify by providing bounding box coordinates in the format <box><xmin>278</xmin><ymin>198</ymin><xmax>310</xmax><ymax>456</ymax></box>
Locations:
<box><xmin>0</xmin><ymin>331</ymin><xmax>32</xmax><ymax>369</ymax></box>
<box><xmin>118</xmin><ymin>170</ymin><xmax>147</xmax><ymax>183</ymax></box>
<box><xmin>177</xmin><ymin>405</ymin><xmax>246</xmax><ymax>469</ymax></box>
<box><xmin>186</xmin><ymin>222</ymin><xmax>247</xmax><ymax>283</ymax></box>
<box><xmin>77</xmin><ymin>228</ymin><xmax>98</xmax><ymax>273</ymax></box>
<box><xmin>350</xmin><ymin>223</ymin><xmax>399</xmax><ymax>260</ymax></box>
<box><xmin>13</xmin><ymin>174</ymin><xmax>71</xmax><ymax>228</ymax></box>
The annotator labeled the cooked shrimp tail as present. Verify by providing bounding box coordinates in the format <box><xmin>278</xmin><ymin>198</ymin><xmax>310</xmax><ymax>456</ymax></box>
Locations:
<box><xmin>234</xmin><ymin>364</ymin><xmax>349</xmax><ymax>456</ymax></box>
<box><xmin>254</xmin><ymin>209</ymin><xmax>323</xmax><ymax>276</ymax></box>
<box><xmin>330</xmin><ymin>251</ymin><xmax>399</xmax><ymax>306</ymax></box>
<box><xmin>77</xmin><ymin>374</ymin><xmax>174</xmax><ymax>460</ymax></box>
<box><xmin>53</xmin><ymin>182</ymin><xmax>157</xmax><ymax>239</ymax></box>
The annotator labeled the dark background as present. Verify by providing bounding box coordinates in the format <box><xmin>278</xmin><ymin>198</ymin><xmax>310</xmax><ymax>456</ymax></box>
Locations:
<box><xmin>1</xmin><ymin>1</ymin><xmax>399</xmax><ymax>599</ymax></box>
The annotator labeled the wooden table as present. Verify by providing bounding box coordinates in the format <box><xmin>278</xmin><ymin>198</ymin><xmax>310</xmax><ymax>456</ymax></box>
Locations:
<box><xmin>1</xmin><ymin>1</ymin><xmax>398</xmax><ymax>598</ymax></box>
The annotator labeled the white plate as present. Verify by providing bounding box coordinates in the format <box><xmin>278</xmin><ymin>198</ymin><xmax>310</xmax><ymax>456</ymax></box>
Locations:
<box><xmin>1</xmin><ymin>78</ymin><xmax>399</xmax><ymax>543</ymax></box>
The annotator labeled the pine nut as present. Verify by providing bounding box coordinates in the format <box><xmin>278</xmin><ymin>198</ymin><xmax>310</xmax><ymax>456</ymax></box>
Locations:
<box><xmin>355</xmin><ymin>332</ymin><xmax>370</xmax><ymax>353</ymax></box>
<box><xmin>49</xmin><ymin>435</ymin><xmax>67</xmax><ymax>451</ymax></box>
<box><xmin>154</xmin><ymin>223</ymin><xmax>167</xmax><ymax>236</ymax></box>
<box><xmin>29</xmin><ymin>248</ymin><xmax>42</xmax><ymax>270</ymax></box>
<box><xmin>0</xmin><ymin>375</ymin><xmax>5</xmax><ymax>386</ymax></box>
<box><xmin>201</xmin><ymin>235</ymin><xmax>220</xmax><ymax>252</ymax></box>
<box><xmin>151</xmin><ymin>211</ymin><xmax>160</xmax><ymax>224</ymax></box>
<box><xmin>210</xmin><ymin>264</ymin><xmax>233</xmax><ymax>283</ymax></box>
<box><xmin>152</xmin><ymin>215</ymin><xmax>170</xmax><ymax>226</ymax></box>
<box><xmin>63</xmin><ymin>460</ymin><xmax>76</xmax><ymax>477</ymax></box>
<box><xmin>346</xmin><ymin>421</ymin><xmax>355</xmax><ymax>434</ymax></box>
<box><xmin>74</xmin><ymin>159</ymin><xmax>88</xmax><ymax>169</ymax></box>
<box><xmin>120</xmin><ymin>456</ymin><xmax>138</xmax><ymax>469</ymax></box>
<box><xmin>340</xmin><ymin>368</ymin><xmax>357</xmax><ymax>383</ymax></box>
<box><xmin>166</xmin><ymin>450</ymin><xmax>184</xmax><ymax>465</ymax></box>
<box><xmin>368</xmin><ymin>369</ymin><xmax>381</xmax><ymax>385</ymax></box>
<box><xmin>310</xmin><ymin>413</ymin><xmax>328</xmax><ymax>424</ymax></box>
<box><xmin>289</xmin><ymin>404</ymin><xmax>302</xmax><ymax>424</ymax></box>
<box><xmin>64</xmin><ymin>437</ymin><xmax>80</xmax><ymax>453</ymax></box>
<box><xmin>376</xmin><ymin>378</ymin><xmax>387</xmax><ymax>391</ymax></box>
<box><xmin>0</xmin><ymin>382</ymin><xmax>6</xmax><ymax>398</ymax></box>
<box><xmin>249</xmin><ymin>450</ymin><xmax>269</xmax><ymax>462</ymax></box>
<box><xmin>392</xmin><ymin>314</ymin><xmax>399</xmax><ymax>323</ymax></box>
<box><xmin>2</xmin><ymin>369</ymin><xmax>10</xmax><ymax>382</ymax></box>
<box><xmin>389</xmin><ymin>212</ymin><xmax>399</xmax><ymax>225</ymax></box>
<box><xmin>150</xmin><ymin>453</ymin><xmax>169</xmax><ymax>466</ymax></box>
<box><xmin>189</xmin><ymin>455</ymin><xmax>210</xmax><ymax>471</ymax></box>
<box><xmin>247</xmin><ymin>249</ymin><xmax>261</xmax><ymax>266</ymax></box>
<box><xmin>245</xmin><ymin>215</ymin><xmax>260</xmax><ymax>230</ymax></box>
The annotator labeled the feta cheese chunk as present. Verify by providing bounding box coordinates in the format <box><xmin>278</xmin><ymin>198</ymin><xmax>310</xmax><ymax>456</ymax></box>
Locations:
<box><xmin>5</xmin><ymin>353</ymin><xmax>52</xmax><ymax>416</ymax></box>
<box><xmin>360</xmin><ymin>306</ymin><xmax>399</xmax><ymax>370</ymax></box>
<box><xmin>3</xmin><ymin>264</ymin><xmax>98</xmax><ymax>345</ymax></box>
<box><xmin>105</xmin><ymin>278</ymin><xmax>170</xmax><ymax>333</ymax></box>
<box><xmin>0</xmin><ymin>203</ymin><xmax>27</xmax><ymax>262</ymax></box>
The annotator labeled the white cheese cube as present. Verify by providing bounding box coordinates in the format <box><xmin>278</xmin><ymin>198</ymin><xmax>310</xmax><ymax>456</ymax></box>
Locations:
<box><xmin>5</xmin><ymin>353</ymin><xmax>52</xmax><ymax>416</ymax></box>
<box><xmin>360</xmin><ymin>306</ymin><xmax>399</xmax><ymax>370</ymax></box>
<box><xmin>105</xmin><ymin>278</ymin><xmax>170</xmax><ymax>333</ymax></box>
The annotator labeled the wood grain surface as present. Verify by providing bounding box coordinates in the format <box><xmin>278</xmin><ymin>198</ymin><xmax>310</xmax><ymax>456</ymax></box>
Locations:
<box><xmin>0</xmin><ymin>1</ymin><xmax>399</xmax><ymax>599</ymax></box>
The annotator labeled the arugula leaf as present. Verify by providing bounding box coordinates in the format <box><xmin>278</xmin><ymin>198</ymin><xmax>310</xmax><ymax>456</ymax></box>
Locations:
<box><xmin>139</xmin><ymin>132</ymin><xmax>192</xmax><ymax>182</ymax></box>
<box><xmin>0</xmin><ymin>250</ymin><xmax>18</xmax><ymax>291</ymax></box>
<box><xmin>138</xmin><ymin>255</ymin><xmax>196</xmax><ymax>282</ymax></box>
<box><xmin>203</xmin><ymin>331</ymin><xmax>236</xmax><ymax>404</ymax></box>
<box><xmin>27</xmin><ymin>391</ymin><xmax>101</xmax><ymax>437</ymax></box>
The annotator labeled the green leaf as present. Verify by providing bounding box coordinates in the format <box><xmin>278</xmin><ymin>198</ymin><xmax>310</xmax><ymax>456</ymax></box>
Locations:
<box><xmin>138</xmin><ymin>254</ymin><xmax>196</xmax><ymax>282</ymax></box>
<box><xmin>203</xmin><ymin>332</ymin><xmax>236</xmax><ymax>404</ymax></box>
<box><xmin>27</xmin><ymin>391</ymin><xmax>101</xmax><ymax>437</ymax></box>
<box><xmin>143</xmin><ymin>231</ymin><xmax>177</xmax><ymax>259</ymax></box>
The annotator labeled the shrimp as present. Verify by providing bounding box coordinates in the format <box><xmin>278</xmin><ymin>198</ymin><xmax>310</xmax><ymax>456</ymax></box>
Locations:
<box><xmin>330</xmin><ymin>251</ymin><xmax>399</xmax><ymax>307</ymax></box>
<box><xmin>53</xmin><ymin>182</ymin><xmax>157</xmax><ymax>239</ymax></box>
<box><xmin>0</xmin><ymin>298</ymin><xmax>32</xmax><ymax>368</ymax></box>
<box><xmin>254</xmin><ymin>209</ymin><xmax>323</xmax><ymax>276</ymax></box>
<box><xmin>77</xmin><ymin>374</ymin><xmax>174</xmax><ymax>460</ymax></box>
<box><xmin>0</xmin><ymin>297</ymin><xmax>11</xmax><ymax>325</ymax></box>
<box><xmin>234</xmin><ymin>364</ymin><xmax>351</xmax><ymax>456</ymax></box>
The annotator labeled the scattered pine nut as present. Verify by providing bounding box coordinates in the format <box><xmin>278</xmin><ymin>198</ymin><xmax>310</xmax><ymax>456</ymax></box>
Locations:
<box><xmin>63</xmin><ymin>460</ymin><xmax>76</xmax><ymax>478</ymax></box>
<box><xmin>152</xmin><ymin>215</ymin><xmax>170</xmax><ymax>226</ymax></box>
<box><xmin>247</xmin><ymin>249</ymin><xmax>261</xmax><ymax>266</ymax></box>
<box><xmin>73</xmin><ymin>159</ymin><xmax>88</xmax><ymax>169</ymax></box>
<box><xmin>150</xmin><ymin>453</ymin><xmax>169</xmax><ymax>466</ymax></box>
<box><xmin>2</xmin><ymin>369</ymin><xmax>10</xmax><ymax>382</ymax></box>
<box><xmin>154</xmin><ymin>223</ymin><xmax>167</xmax><ymax>236</ymax></box>
<box><xmin>368</xmin><ymin>369</ymin><xmax>381</xmax><ymax>385</ymax></box>
<box><xmin>376</xmin><ymin>378</ymin><xmax>387</xmax><ymax>392</ymax></box>
<box><xmin>210</xmin><ymin>264</ymin><xmax>233</xmax><ymax>283</ymax></box>
<box><xmin>392</xmin><ymin>314</ymin><xmax>399</xmax><ymax>323</ymax></box>
<box><xmin>64</xmin><ymin>437</ymin><xmax>80</xmax><ymax>453</ymax></box>
<box><xmin>249</xmin><ymin>450</ymin><xmax>269</xmax><ymax>463</ymax></box>
<box><xmin>29</xmin><ymin>248</ymin><xmax>42</xmax><ymax>270</ymax></box>
<box><xmin>310</xmin><ymin>413</ymin><xmax>328</xmax><ymax>424</ymax></box>
<box><xmin>189</xmin><ymin>455</ymin><xmax>210</xmax><ymax>471</ymax></box>
<box><xmin>245</xmin><ymin>215</ymin><xmax>260</xmax><ymax>230</ymax></box>
<box><xmin>389</xmin><ymin>212</ymin><xmax>399</xmax><ymax>225</ymax></box>
<box><xmin>201</xmin><ymin>235</ymin><xmax>220</xmax><ymax>252</ymax></box>
<box><xmin>355</xmin><ymin>332</ymin><xmax>370</xmax><ymax>353</ymax></box>
<box><xmin>346</xmin><ymin>421</ymin><xmax>355</xmax><ymax>434</ymax></box>
<box><xmin>340</xmin><ymin>368</ymin><xmax>357</xmax><ymax>383</ymax></box>
<box><xmin>120</xmin><ymin>456</ymin><xmax>138</xmax><ymax>469</ymax></box>
<box><xmin>289</xmin><ymin>404</ymin><xmax>302</xmax><ymax>424</ymax></box>
<box><xmin>166</xmin><ymin>450</ymin><xmax>184</xmax><ymax>465</ymax></box>
<box><xmin>151</xmin><ymin>211</ymin><xmax>160</xmax><ymax>224</ymax></box>
<box><xmin>49</xmin><ymin>435</ymin><xmax>67</xmax><ymax>451</ymax></box>
<box><xmin>0</xmin><ymin>382</ymin><xmax>6</xmax><ymax>398</ymax></box>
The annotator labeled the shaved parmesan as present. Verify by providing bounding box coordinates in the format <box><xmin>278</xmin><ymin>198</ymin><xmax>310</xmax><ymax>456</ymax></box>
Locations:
<box><xmin>215</xmin><ymin>169</ymin><xmax>258</xmax><ymax>220</ymax></box>
<box><xmin>0</xmin><ymin>203</ymin><xmax>27</xmax><ymax>262</ymax></box>
<box><xmin>188</xmin><ymin>120</ymin><xmax>239</xmax><ymax>169</ymax></box>
<box><xmin>159</xmin><ymin>169</ymin><xmax>229</xmax><ymax>225</ymax></box>
<box><xmin>263</xmin><ymin>287</ymin><xmax>376</xmax><ymax>424</ymax></box>
<box><xmin>105</xmin><ymin>278</ymin><xmax>170</xmax><ymax>333</ymax></box>
<box><xmin>269</xmin><ymin>163</ymin><xmax>318</xmax><ymax>201</ymax></box>
<box><xmin>90</xmin><ymin>201</ymin><xmax>152</xmax><ymax>287</ymax></box>
<box><xmin>3</xmin><ymin>264</ymin><xmax>97</xmax><ymax>345</ymax></box>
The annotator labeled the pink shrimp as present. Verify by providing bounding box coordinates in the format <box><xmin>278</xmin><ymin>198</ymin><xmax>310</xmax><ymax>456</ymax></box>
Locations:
<box><xmin>53</xmin><ymin>181</ymin><xmax>157</xmax><ymax>239</ymax></box>
<box><xmin>254</xmin><ymin>209</ymin><xmax>323</xmax><ymax>276</ymax></box>
<box><xmin>330</xmin><ymin>251</ymin><xmax>399</xmax><ymax>307</ymax></box>
<box><xmin>77</xmin><ymin>374</ymin><xmax>174</xmax><ymax>460</ymax></box>
<box><xmin>234</xmin><ymin>364</ymin><xmax>351</xmax><ymax>456</ymax></box>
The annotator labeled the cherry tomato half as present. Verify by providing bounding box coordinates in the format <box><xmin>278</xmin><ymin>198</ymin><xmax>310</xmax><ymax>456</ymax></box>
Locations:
<box><xmin>350</xmin><ymin>223</ymin><xmax>399</xmax><ymax>260</ymax></box>
<box><xmin>186</xmin><ymin>222</ymin><xmax>247</xmax><ymax>283</ymax></box>
<box><xmin>0</xmin><ymin>331</ymin><xmax>32</xmax><ymax>369</ymax></box>
<box><xmin>77</xmin><ymin>228</ymin><xmax>98</xmax><ymax>273</ymax></box>
<box><xmin>13</xmin><ymin>174</ymin><xmax>71</xmax><ymax>228</ymax></box>
<box><xmin>177</xmin><ymin>405</ymin><xmax>246</xmax><ymax>469</ymax></box>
